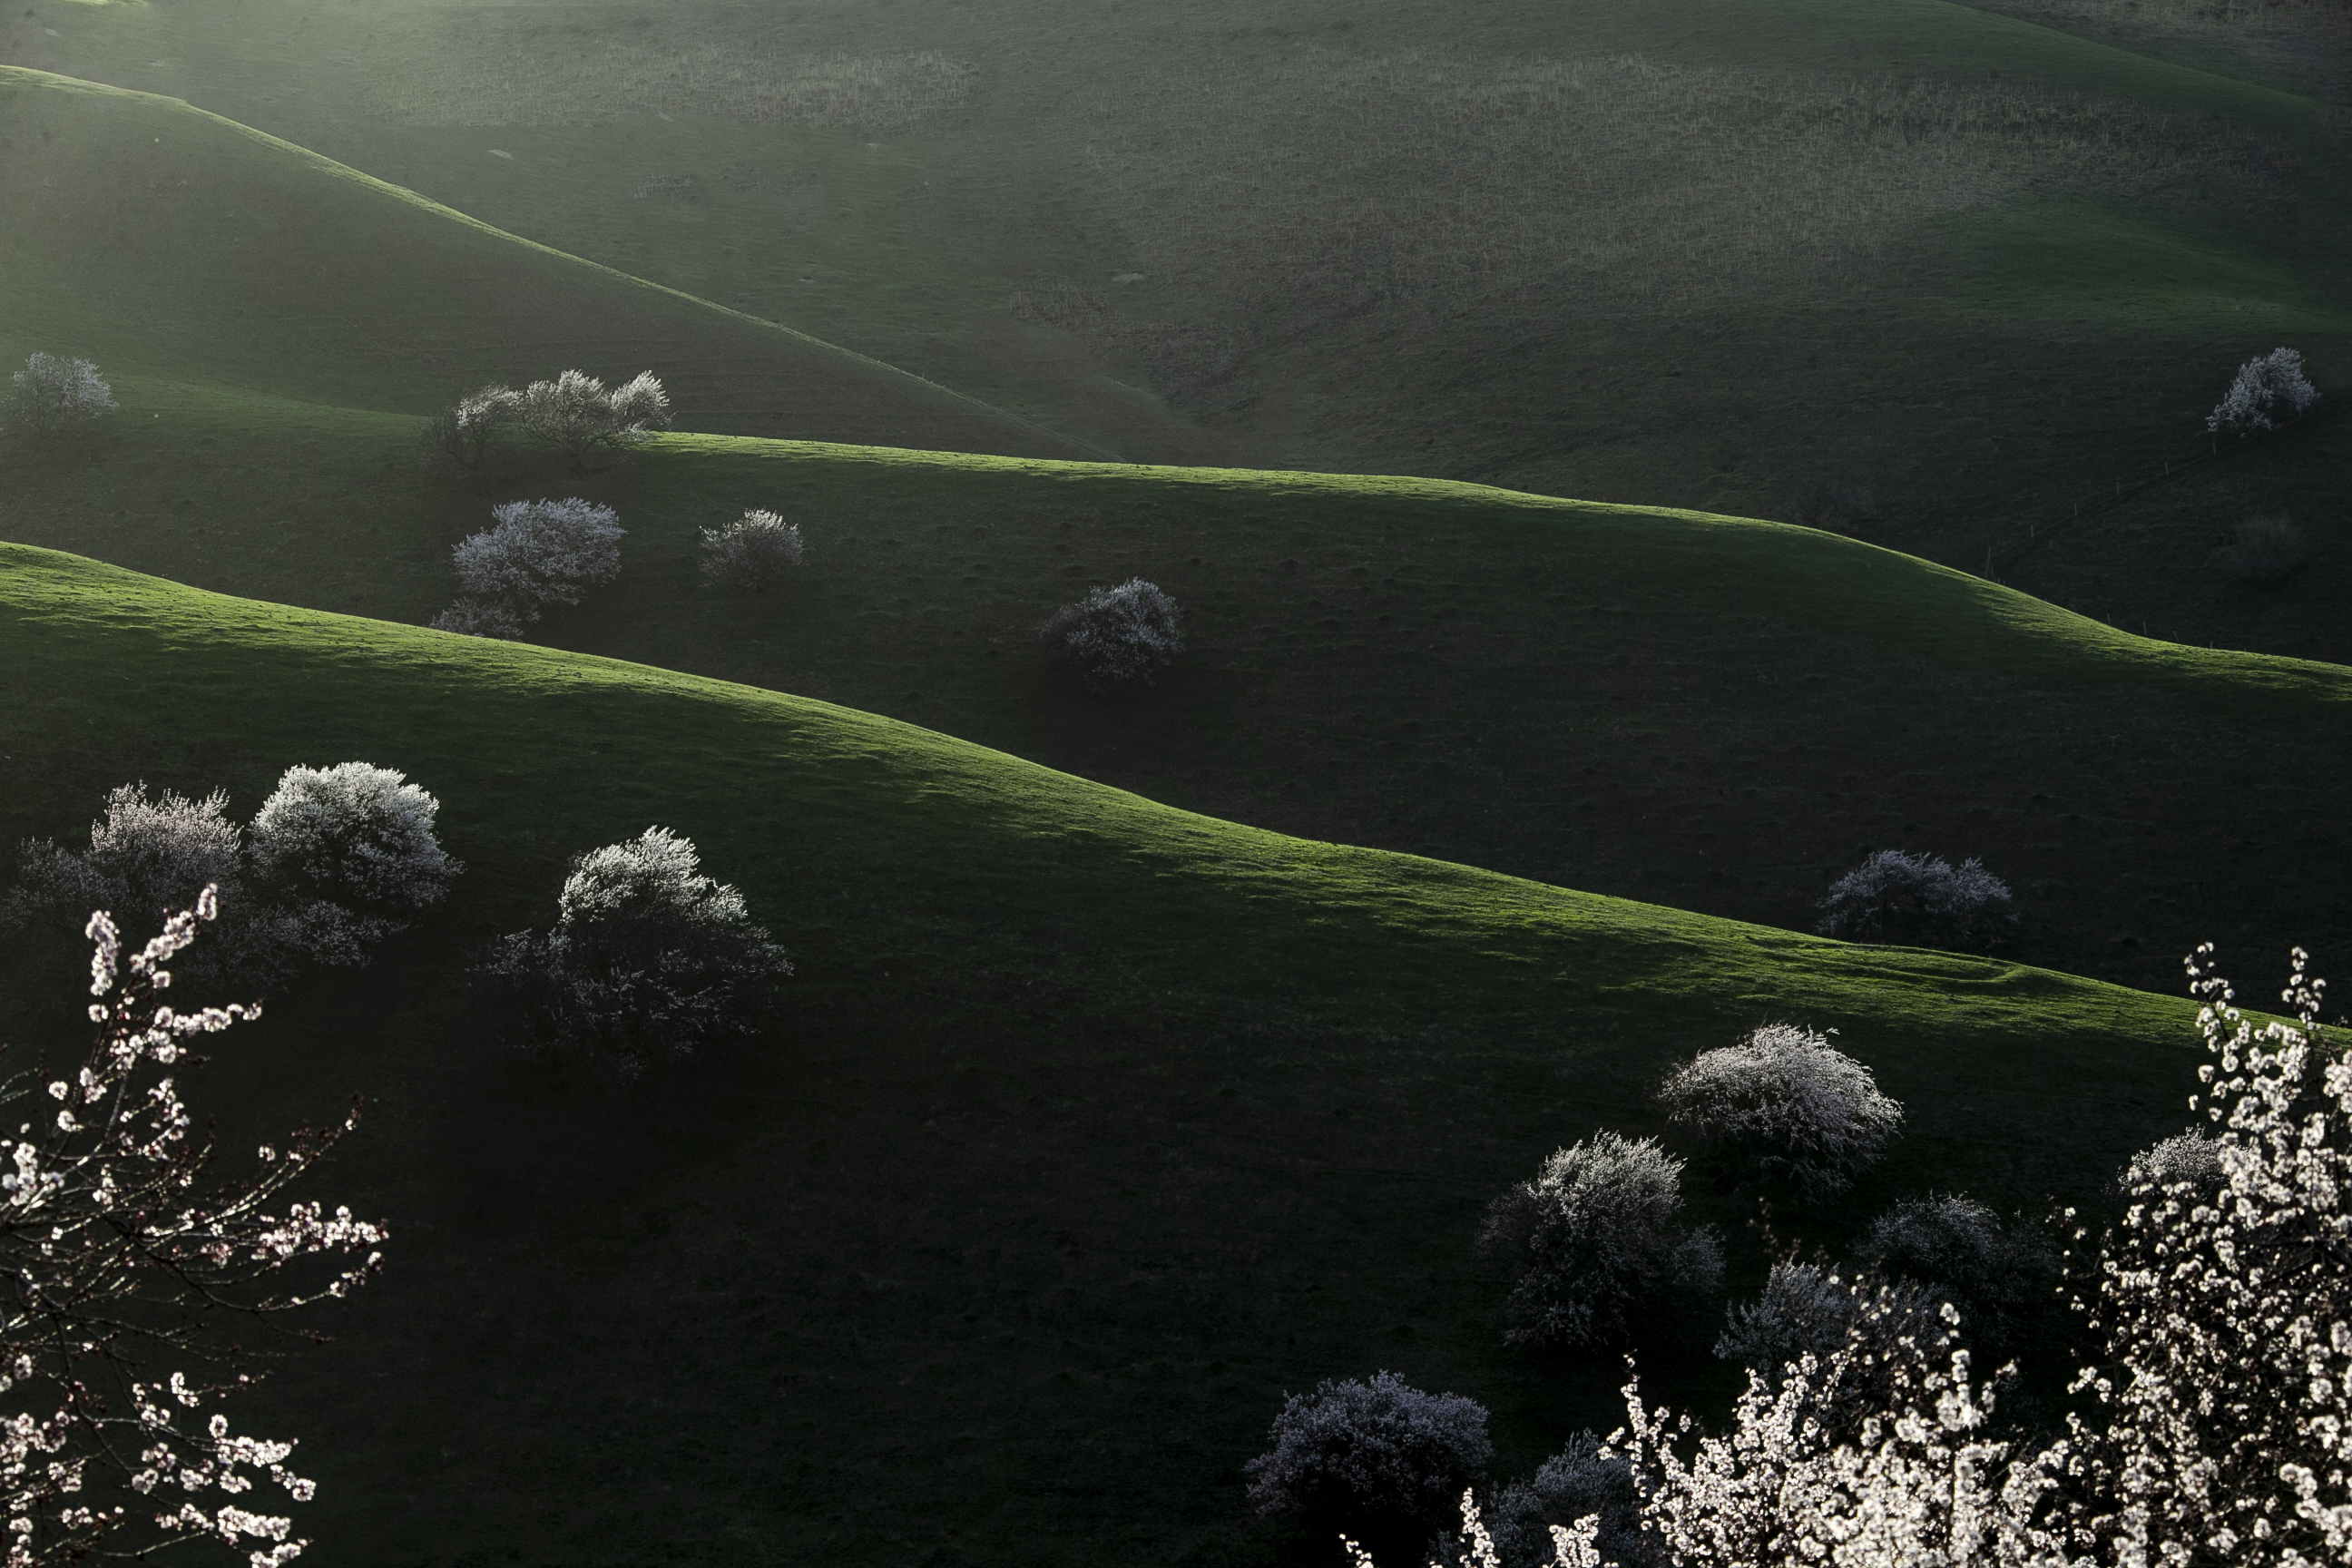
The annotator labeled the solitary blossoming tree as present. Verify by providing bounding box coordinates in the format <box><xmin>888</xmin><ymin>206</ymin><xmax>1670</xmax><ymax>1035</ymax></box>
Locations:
<box><xmin>431</xmin><ymin>497</ymin><xmax>624</xmax><ymax>638</ymax></box>
<box><xmin>698</xmin><ymin>510</ymin><xmax>805</xmax><ymax>593</ymax></box>
<box><xmin>1038</xmin><ymin>579</ymin><xmax>1185</xmax><ymax>691</ymax></box>
<box><xmin>0</xmin><ymin>890</ymin><xmax>386</xmax><ymax>1565</ymax></box>
<box><xmin>479</xmin><ymin>826</ymin><xmax>790</xmax><ymax>1076</ymax></box>
<box><xmin>1</xmin><ymin>354</ymin><xmax>116</xmax><ymax>441</ymax></box>
<box><xmin>2207</xmin><ymin>346</ymin><xmax>2319</xmax><ymax>437</ymax></box>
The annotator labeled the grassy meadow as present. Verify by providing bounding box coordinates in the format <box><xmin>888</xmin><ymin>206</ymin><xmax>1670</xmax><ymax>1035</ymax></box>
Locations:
<box><xmin>0</xmin><ymin>0</ymin><xmax>2345</xmax><ymax>1563</ymax></box>
<box><xmin>0</xmin><ymin>543</ymin><xmax>2223</xmax><ymax>1568</ymax></box>
<box><xmin>4</xmin><ymin>386</ymin><xmax>2347</xmax><ymax>995</ymax></box>
<box><xmin>0</xmin><ymin>64</ymin><xmax>1095</xmax><ymax>458</ymax></box>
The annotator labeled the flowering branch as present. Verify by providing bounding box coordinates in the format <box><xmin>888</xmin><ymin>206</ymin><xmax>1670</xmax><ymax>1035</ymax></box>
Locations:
<box><xmin>0</xmin><ymin>888</ymin><xmax>386</xmax><ymax>1566</ymax></box>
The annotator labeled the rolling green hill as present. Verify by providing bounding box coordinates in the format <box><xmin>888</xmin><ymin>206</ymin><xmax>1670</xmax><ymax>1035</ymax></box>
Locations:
<box><xmin>7</xmin><ymin>0</ymin><xmax>2346</xmax><ymax>662</ymax></box>
<box><xmin>0</xmin><ymin>539</ymin><xmax>2220</xmax><ymax>1568</ymax></box>
<box><xmin>0</xmin><ymin>64</ymin><xmax>1098</xmax><ymax>458</ymax></box>
<box><xmin>4</xmin><ymin>385</ymin><xmax>2346</xmax><ymax>997</ymax></box>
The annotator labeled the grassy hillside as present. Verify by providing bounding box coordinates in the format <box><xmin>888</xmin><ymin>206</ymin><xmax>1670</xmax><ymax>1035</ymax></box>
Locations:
<box><xmin>7</xmin><ymin>0</ymin><xmax>2346</xmax><ymax>662</ymax></box>
<box><xmin>5</xmin><ymin>385</ymin><xmax>2346</xmax><ymax>997</ymax></box>
<box><xmin>0</xmin><ymin>539</ymin><xmax>2220</xmax><ymax>1568</ymax></box>
<box><xmin>0</xmin><ymin>64</ymin><xmax>1098</xmax><ymax>459</ymax></box>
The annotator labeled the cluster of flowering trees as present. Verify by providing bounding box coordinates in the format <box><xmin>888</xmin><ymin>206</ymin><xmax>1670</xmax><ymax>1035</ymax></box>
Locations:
<box><xmin>5</xmin><ymin>766</ymin><xmax>460</xmax><ymax>985</ymax></box>
<box><xmin>1297</xmin><ymin>947</ymin><xmax>2351</xmax><ymax>1568</ymax></box>
<box><xmin>429</xmin><ymin>369</ymin><xmax>671</xmax><ymax>473</ymax></box>
<box><xmin>6</xmin><ymin>774</ymin><xmax>784</xmax><ymax>1079</ymax></box>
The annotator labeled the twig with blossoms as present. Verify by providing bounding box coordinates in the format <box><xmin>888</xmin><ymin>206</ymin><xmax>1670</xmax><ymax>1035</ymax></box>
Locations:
<box><xmin>0</xmin><ymin>888</ymin><xmax>386</xmax><ymax>1567</ymax></box>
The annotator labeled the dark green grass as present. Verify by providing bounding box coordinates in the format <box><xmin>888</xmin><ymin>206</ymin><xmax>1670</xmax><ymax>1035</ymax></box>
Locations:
<box><xmin>0</xmin><ymin>65</ymin><xmax>1096</xmax><ymax>459</ymax></box>
<box><xmin>5</xmin><ymin>388</ymin><xmax>2347</xmax><ymax>1001</ymax></box>
<box><xmin>0</xmin><ymin>540</ymin><xmax>2222</xmax><ymax>1568</ymax></box>
<box><xmin>2004</xmin><ymin>408</ymin><xmax>2352</xmax><ymax>662</ymax></box>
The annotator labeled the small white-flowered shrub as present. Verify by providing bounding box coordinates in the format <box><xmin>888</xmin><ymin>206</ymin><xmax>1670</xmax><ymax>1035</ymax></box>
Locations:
<box><xmin>1038</xmin><ymin>578</ymin><xmax>1184</xmax><ymax>691</ymax></box>
<box><xmin>1816</xmin><ymin>848</ymin><xmax>2015</xmax><ymax>951</ymax></box>
<box><xmin>0</xmin><ymin>892</ymin><xmax>386</xmax><ymax>1565</ymax></box>
<box><xmin>4</xmin><ymin>784</ymin><xmax>270</xmax><ymax>984</ymax></box>
<box><xmin>443</xmin><ymin>496</ymin><xmax>624</xmax><ymax>628</ymax></box>
<box><xmin>2215</xmin><ymin>512</ymin><xmax>2309</xmax><ymax>584</ymax></box>
<box><xmin>1657</xmin><ymin>1024</ymin><xmax>1902</xmax><ymax>1200</ymax></box>
<box><xmin>1244</xmin><ymin>1371</ymin><xmax>1493</xmax><ymax>1532</ymax></box>
<box><xmin>418</xmin><ymin>383</ymin><xmax>524</xmax><ymax>468</ymax></box>
<box><xmin>699</xmin><ymin>509</ymin><xmax>805</xmax><ymax>592</ymax></box>
<box><xmin>428</xmin><ymin>596</ymin><xmax>531</xmax><ymax>640</ymax></box>
<box><xmin>2206</xmin><ymin>345</ymin><xmax>2319</xmax><ymax>436</ymax></box>
<box><xmin>248</xmin><ymin>763</ymin><xmax>462</xmax><ymax>927</ymax></box>
<box><xmin>1714</xmin><ymin>1259</ymin><xmax>1871</xmax><ymax>1372</ymax></box>
<box><xmin>1483</xmin><ymin>1432</ymin><xmax>1656</xmax><ymax>1568</ymax></box>
<box><xmin>2</xmin><ymin>352</ymin><xmax>117</xmax><ymax>439</ymax></box>
<box><xmin>1856</xmin><ymin>1193</ymin><xmax>2055</xmax><ymax>1341</ymax></box>
<box><xmin>479</xmin><ymin>826</ymin><xmax>790</xmax><ymax>1074</ymax></box>
<box><xmin>510</xmin><ymin>368</ymin><xmax>671</xmax><ymax>470</ymax></box>
<box><xmin>2118</xmin><ymin>1128</ymin><xmax>2224</xmax><ymax>1194</ymax></box>
<box><xmin>1475</xmin><ymin>1132</ymin><xmax>1723</xmax><ymax>1349</ymax></box>
<box><xmin>5</xmin><ymin>776</ymin><xmax>453</xmax><ymax>984</ymax></box>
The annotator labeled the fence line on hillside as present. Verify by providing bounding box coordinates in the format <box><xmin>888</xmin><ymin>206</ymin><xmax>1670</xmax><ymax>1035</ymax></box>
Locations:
<box><xmin>1973</xmin><ymin>397</ymin><xmax>2341</xmax><ymax>582</ymax></box>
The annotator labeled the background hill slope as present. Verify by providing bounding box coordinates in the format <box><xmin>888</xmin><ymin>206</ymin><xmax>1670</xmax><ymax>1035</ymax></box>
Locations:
<box><xmin>0</xmin><ymin>65</ymin><xmax>1098</xmax><ymax>458</ymax></box>
<box><xmin>5</xmin><ymin>0</ymin><xmax>2345</xmax><ymax>662</ymax></box>
<box><xmin>0</xmin><ymin>540</ymin><xmax>2219</xmax><ymax>1568</ymax></box>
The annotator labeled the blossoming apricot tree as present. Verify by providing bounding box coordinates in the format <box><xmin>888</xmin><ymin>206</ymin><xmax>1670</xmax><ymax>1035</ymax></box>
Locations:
<box><xmin>0</xmin><ymin>891</ymin><xmax>385</xmax><ymax>1566</ymax></box>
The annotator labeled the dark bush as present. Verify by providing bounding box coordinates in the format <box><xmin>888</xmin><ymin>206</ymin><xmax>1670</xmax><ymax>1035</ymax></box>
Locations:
<box><xmin>2216</xmin><ymin>513</ymin><xmax>2308</xmax><ymax>585</ymax></box>
<box><xmin>479</xmin><ymin>826</ymin><xmax>790</xmax><ymax>1074</ymax></box>
<box><xmin>1243</xmin><ymin>1371</ymin><xmax>1492</xmax><ymax>1532</ymax></box>
<box><xmin>1816</xmin><ymin>848</ymin><xmax>2014</xmax><ymax>952</ymax></box>
<box><xmin>1484</xmin><ymin>1431</ymin><xmax>1658</xmax><ymax>1568</ymax></box>
<box><xmin>1791</xmin><ymin>482</ymin><xmax>1878</xmax><ymax>532</ymax></box>
<box><xmin>1856</xmin><ymin>1193</ymin><xmax>2057</xmax><ymax>1341</ymax></box>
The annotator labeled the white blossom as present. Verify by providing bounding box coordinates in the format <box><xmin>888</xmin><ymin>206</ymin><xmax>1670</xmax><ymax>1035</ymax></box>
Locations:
<box><xmin>1659</xmin><ymin>1024</ymin><xmax>1903</xmax><ymax>1200</ymax></box>
<box><xmin>444</xmin><ymin>496</ymin><xmax>623</xmax><ymax>624</ymax></box>
<box><xmin>1038</xmin><ymin>578</ymin><xmax>1185</xmax><ymax>691</ymax></box>
<box><xmin>1</xmin><ymin>354</ymin><xmax>116</xmax><ymax>440</ymax></box>
<box><xmin>1476</xmin><ymin>1132</ymin><xmax>1722</xmax><ymax>1349</ymax></box>
<box><xmin>2207</xmin><ymin>347</ymin><xmax>2319</xmax><ymax>436</ymax></box>
<box><xmin>698</xmin><ymin>509</ymin><xmax>805</xmax><ymax>592</ymax></box>
<box><xmin>0</xmin><ymin>893</ymin><xmax>383</xmax><ymax>1565</ymax></box>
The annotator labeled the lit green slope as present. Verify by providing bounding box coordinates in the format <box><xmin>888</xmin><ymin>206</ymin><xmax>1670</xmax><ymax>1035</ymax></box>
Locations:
<box><xmin>0</xmin><ymin>65</ymin><xmax>1098</xmax><ymax>457</ymax></box>
<box><xmin>4</xmin><ymin>379</ymin><xmax>2346</xmax><ymax>995</ymax></box>
<box><xmin>0</xmin><ymin>539</ymin><xmax>2239</xmax><ymax>1568</ymax></box>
